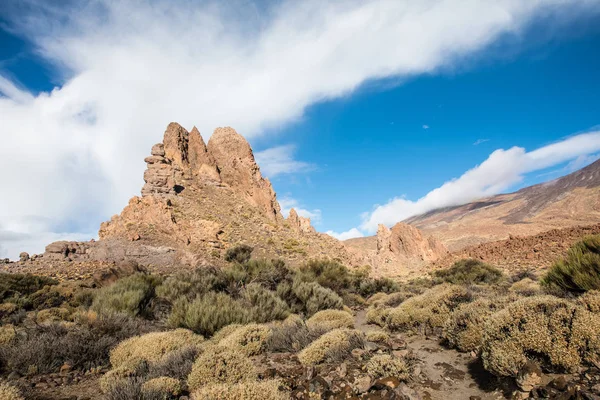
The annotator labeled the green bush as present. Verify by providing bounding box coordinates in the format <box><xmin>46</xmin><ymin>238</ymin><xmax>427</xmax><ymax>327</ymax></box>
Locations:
<box><xmin>91</xmin><ymin>274</ymin><xmax>159</xmax><ymax>317</ymax></box>
<box><xmin>243</xmin><ymin>283</ymin><xmax>289</xmax><ymax>323</ymax></box>
<box><xmin>481</xmin><ymin>296</ymin><xmax>600</xmax><ymax>377</ymax></box>
<box><xmin>541</xmin><ymin>235</ymin><xmax>600</xmax><ymax>293</ymax></box>
<box><xmin>225</xmin><ymin>245</ymin><xmax>254</xmax><ymax>264</ymax></box>
<box><xmin>297</xmin><ymin>259</ymin><xmax>352</xmax><ymax>293</ymax></box>
<box><xmin>156</xmin><ymin>268</ymin><xmax>221</xmax><ymax>302</ymax></box>
<box><xmin>298</xmin><ymin>328</ymin><xmax>364</xmax><ymax>365</ymax></box>
<box><xmin>0</xmin><ymin>273</ymin><xmax>57</xmax><ymax>306</ymax></box>
<box><xmin>168</xmin><ymin>292</ymin><xmax>250</xmax><ymax>336</ymax></box>
<box><xmin>433</xmin><ymin>259</ymin><xmax>503</xmax><ymax>285</ymax></box>
<box><xmin>286</xmin><ymin>280</ymin><xmax>344</xmax><ymax>316</ymax></box>
<box><xmin>267</xmin><ymin>314</ymin><xmax>324</xmax><ymax>353</ymax></box>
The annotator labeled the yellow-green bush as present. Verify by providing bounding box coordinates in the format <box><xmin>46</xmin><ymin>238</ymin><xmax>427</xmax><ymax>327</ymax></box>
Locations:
<box><xmin>110</xmin><ymin>329</ymin><xmax>204</xmax><ymax>370</ymax></box>
<box><xmin>306</xmin><ymin>309</ymin><xmax>354</xmax><ymax>331</ymax></box>
<box><xmin>481</xmin><ymin>296</ymin><xmax>600</xmax><ymax>377</ymax></box>
<box><xmin>267</xmin><ymin>314</ymin><xmax>322</xmax><ymax>353</ymax></box>
<box><xmin>366</xmin><ymin>354</ymin><xmax>409</xmax><ymax>380</ymax></box>
<box><xmin>434</xmin><ymin>259</ymin><xmax>503</xmax><ymax>285</ymax></box>
<box><xmin>191</xmin><ymin>380</ymin><xmax>288</xmax><ymax>400</ymax></box>
<box><xmin>168</xmin><ymin>291</ymin><xmax>250</xmax><ymax>336</ymax></box>
<box><xmin>443</xmin><ymin>296</ymin><xmax>513</xmax><ymax>353</ymax></box>
<box><xmin>187</xmin><ymin>348</ymin><xmax>256</xmax><ymax>391</ymax></box>
<box><xmin>298</xmin><ymin>328</ymin><xmax>364</xmax><ymax>365</ymax></box>
<box><xmin>99</xmin><ymin>367</ymin><xmax>134</xmax><ymax>393</ymax></box>
<box><xmin>386</xmin><ymin>284</ymin><xmax>471</xmax><ymax>334</ymax></box>
<box><xmin>156</xmin><ymin>269</ymin><xmax>220</xmax><ymax>302</ymax></box>
<box><xmin>91</xmin><ymin>273</ymin><xmax>158</xmax><ymax>316</ymax></box>
<box><xmin>366</xmin><ymin>305</ymin><xmax>391</xmax><ymax>327</ymax></box>
<box><xmin>217</xmin><ymin>323</ymin><xmax>272</xmax><ymax>356</ymax></box>
<box><xmin>0</xmin><ymin>324</ymin><xmax>16</xmax><ymax>345</ymax></box>
<box><xmin>578</xmin><ymin>290</ymin><xmax>600</xmax><ymax>314</ymax></box>
<box><xmin>243</xmin><ymin>283</ymin><xmax>290</xmax><ymax>323</ymax></box>
<box><xmin>367</xmin><ymin>292</ymin><xmax>389</xmax><ymax>305</ymax></box>
<box><xmin>210</xmin><ymin>323</ymin><xmax>244</xmax><ymax>343</ymax></box>
<box><xmin>35</xmin><ymin>307</ymin><xmax>71</xmax><ymax>324</ymax></box>
<box><xmin>365</xmin><ymin>330</ymin><xmax>389</xmax><ymax>343</ymax></box>
<box><xmin>0</xmin><ymin>382</ymin><xmax>23</xmax><ymax>400</ymax></box>
<box><xmin>141</xmin><ymin>376</ymin><xmax>182</xmax><ymax>397</ymax></box>
<box><xmin>509</xmin><ymin>278</ymin><xmax>542</xmax><ymax>296</ymax></box>
<box><xmin>277</xmin><ymin>280</ymin><xmax>344</xmax><ymax>316</ymax></box>
<box><xmin>542</xmin><ymin>235</ymin><xmax>600</xmax><ymax>293</ymax></box>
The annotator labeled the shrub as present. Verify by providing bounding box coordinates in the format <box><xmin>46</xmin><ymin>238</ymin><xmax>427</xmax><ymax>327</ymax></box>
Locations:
<box><xmin>168</xmin><ymin>292</ymin><xmax>250</xmax><ymax>336</ymax></box>
<box><xmin>191</xmin><ymin>380</ymin><xmax>288</xmax><ymax>400</ymax></box>
<box><xmin>0</xmin><ymin>382</ymin><xmax>24</xmax><ymax>400</ymax></box>
<box><xmin>243</xmin><ymin>284</ymin><xmax>290</xmax><ymax>323</ymax></box>
<box><xmin>0</xmin><ymin>314</ymin><xmax>151</xmax><ymax>375</ymax></box>
<box><xmin>0</xmin><ymin>273</ymin><xmax>57</xmax><ymax>303</ymax></box>
<box><xmin>147</xmin><ymin>346</ymin><xmax>198</xmax><ymax>381</ymax></box>
<box><xmin>297</xmin><ymin>259</ymin><xmax>351</xmax><ymax>293</ymax></box>
<box><xmin>225</xmin><ymin>245</ymin><xmax>254</xmax><ymax>264</ymax></box>
<box><xmin>481</xmin><ymin>296</ymin><xmax>600</xmax><ymax>377</ymax></box>
<box><xmin>141</xmin><ymin>376</ymin><xmax>182</xmax><ymax>397</ymax></box>
<box><xmin>367</xmin><ymin>292</ymin><xmax>409</xmax><ymax>308</ymax></box>
<box><xmin>267</xmin><ymin>314</ymin><xmax>323</xmax><ymax>353</ymax></box>
<box><xmin>187</xmin><ymin>348</ymin><xmax>256</xmax><ymax>390</ymax></box>
<box><xmin>306</xmin><ymin>309</ymin><xmax>354</xmax><ymax>331</ymax></box>
<box><xmin>510</xmin><ymin>278</ymin><xmax>542</xmax><ymax>296</ymax></box>
<box><xmin>298</xmin><ymin>328</ymin><xmax>364</xmax><ymax>365</ymax></box>
<box><xmin>35</xmin><ymin>307</ymin><xmax>71</xmax><ymax>324</ymax></box>
<box><xmin>578</xmin><ymin>290</ymin><xmax>600</xmax><ymax>313</ymax></box>
<box><xmin>217</xmin><ymin>324</ymin><xmax>272</xmax><ymax>356</ymax></box>
<box><xmin>367</xmin><ymin>292</ymin><xmax>389</xmax><ymax>305</ymax></box>
<box><xmin>287</xmin><ymin>280</ymin><xmax>344</xmax><ymax>316</ymax></box>
<box><xmin>366</xmin><ymin>354</ymin><xmax>409</xmax><ymax>380</ymax></box>
<box><xmin>443</xmin><ymin>296</ymin><xmax>513</xmax><ymax>353</ymax></box>
<box><xmin>102</xmin><ymin>377</ymin><xmax>143</xmax><ymax>400</ymax></box>
<box><xmin>433</xmin><ymin>259</ymin><xmax>503</xmax><ymax>285</ymax></box>
<box><xmin>365</xmin><ymin>305</ymin><xmax>391</xmax><ymax>327</ymax></box>
<box><xmin>386</xmin><ymin>284</ymin><xmax>471</xmax><ymax>334</ymax></box>
<box><xmin>110</xmin><ymin>329</ymin><xmax>203</xmax><ymax>370</ymax></box>
<box><xmin>541</xmin><ymin>235</ymin><xmax>600</xmax><ymax>293</ymax></box>
<box><xmin>156</xmin><ymin>268</ymin><xmax>221</xmax><ymax>302</ymax></box>
<box><xmin>232</xmin><ymin>259</ymin><xmax>291</xmax><ymax>290</ymax></box>
<box><xmin>365</xmin><ymin>330</ymin><xmax>389</xmax><ymax>343</ymax></box>
<box><xmin>91</xmin><ymin>274</ymin><xmax>158</xmax><ymax>316</ymax></box>
<box><xmin>0</xmin><ymin>325</ymin><xmax>16</xmax><ymax>345</ymax></box>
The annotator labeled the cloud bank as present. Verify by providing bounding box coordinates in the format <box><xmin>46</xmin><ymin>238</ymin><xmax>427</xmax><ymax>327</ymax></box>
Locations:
<box><xmin>0</xmin><ymin>0</ymin><xmax>598</xmax><ymax>257</ymax></box>
<box><xmin>359</xmin><ymin>131</ymin><xmax>600</xmax><ymax>233</ymax></box>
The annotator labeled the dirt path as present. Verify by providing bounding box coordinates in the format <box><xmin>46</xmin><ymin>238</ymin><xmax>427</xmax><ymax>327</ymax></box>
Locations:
<box><xmin>354</xmin><ymin>309</ymin><xmax>511</xmax><ymax>400</ymax></box>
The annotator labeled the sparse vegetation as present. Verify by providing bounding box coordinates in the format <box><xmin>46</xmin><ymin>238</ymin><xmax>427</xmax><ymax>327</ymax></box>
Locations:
<box><xmin>433</xmin><ymin>259</ymin><xmax>503</xmax><ymax>285</ymax></box>
<box><xmin>306</xmin><ymin>309</ymin><xmax>354</xmax><ymax>331</ymax></box>
<box><xmin>190</xmin><ymin>379</ymin><xmax>289</xmax><ymax>400</ymax></box>
<box><xmin>92</xmin><ymin>274</ymin><xmax>160</xmax><ymax>317</ymax></box>
<box><xmin>0</xmin><ymin>382</ymin><xmax>24</xmax><ymax>400</ymax></box>
<box><xmin>366</xmin><ymin>354</ymin><xmax>409</xmax><ymax>380</ymax></box>
<box><xmin>216</xmin><ymin>323</ymin><xmax>272</xmax><ymax>356</ymax></box>
<box><xmin>187</xmin><ymin>348</ymin><xmax>257</xmax><ymax>390</ymax></box>
<box><xmin>542</xmin><ymin>235</ymin><xmax>600</xmax><ymax>293</ymax></box>
<box><xmin>298</xmin><ymin>328</ymin><xmax>364</xmax><ymax>365</ymax></box>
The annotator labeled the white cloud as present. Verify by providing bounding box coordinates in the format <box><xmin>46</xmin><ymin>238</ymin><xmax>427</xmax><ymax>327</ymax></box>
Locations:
<box><xmin>473</xmin><ymin>138</ymin><xmax>490</xmax><ymax>145</ymax></box>
<box><xmin>325</xmin><ymin>228</ymin><xmax>364</xmax><ymax>241</ymax></box>
<box><xmin>422</xmin><ymin>124</ymin><xmax>430</xmax><ymax>130</ymax></box>
<box><xmin>359</xmin><ymin>131</ymin><xmax>600</xmax><ymax>233</ymax></box>
<box><xmin>254</xmin><ymin>145</ymin><xmax>314</xmax><ymax>178</ymax></box>
<box><xmin>278</xmin><ymin>197</ymin><xmax>322</xmax><ymax>224</ymax></box>
<box><xmin>0</xmin><ymin>0</ymin><xmax>598</xmax><ymax>258</ymax></box>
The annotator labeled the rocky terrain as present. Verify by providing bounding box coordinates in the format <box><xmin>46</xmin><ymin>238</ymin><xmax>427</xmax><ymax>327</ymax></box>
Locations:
<box><xmin>404</xmin><ymin>159</ymin><xmax>600</xmax><ymax>251</ymax></box>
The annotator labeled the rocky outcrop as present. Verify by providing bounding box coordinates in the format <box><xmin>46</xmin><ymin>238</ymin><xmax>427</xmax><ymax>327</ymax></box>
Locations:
<box><xmin>288</xmin><ymin>208</ymin><xmax>316</xmax><ymax>234</ymax></box>
<box><xmin>377</xmin><ymin>223</ymin><xmax>448</xmax><ymax>263</ymax></box>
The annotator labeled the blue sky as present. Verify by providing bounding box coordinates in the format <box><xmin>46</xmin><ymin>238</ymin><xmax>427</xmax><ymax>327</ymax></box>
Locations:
<box><xmin>1</xmin><ymin>0</ymin><xmax>600</xmax><ymax>256</ymax></box>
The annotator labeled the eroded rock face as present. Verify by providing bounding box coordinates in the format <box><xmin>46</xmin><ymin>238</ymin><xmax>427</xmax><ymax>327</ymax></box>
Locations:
<box><xmin>377</xmin><ymin>223</ymin><xmax>448</xmax><ymax>263</ymax></box>
<box><xmin>288</xmin><ymin>208</ymin><xmax>316</xmax><ymax>234</ymax></box>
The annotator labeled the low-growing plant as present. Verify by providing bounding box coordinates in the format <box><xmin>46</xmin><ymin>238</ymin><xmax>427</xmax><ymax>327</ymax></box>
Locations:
<box><xmin>510</xmin><ymin>278</ymin><xmax>542</xmax><ymax>296</ymax></box>
<box><xmin>0</xmin><ymin>324</ymin><xmax>16</xmax><ymax>345</ymax></box>
<box><xmin>578</xmin><ymin>290</ymin><xmax>600</xmax><ymax>313</ymax></box>
<box><xmin>267</xmin><ymin>314</ymin><xmax>324</xmax><ymax>353</ymax></box>
<box><xmin>306</xmin><ymin>309</ymin><xmax>354</xmax><ymax>331</ymax></box>
<box><xmin>481</xmin><ymin>296</ymin><xmax>600</xmax><ymax>377</ymax></box>
<box><xmin>156</xmin><ymin>268</ymin><xmax>221</xmax><ymax>302</ymax></box>
<box><xmin>91</xmin><ymin>273</ymin><xmax>159</xmax><ymax>317</ymax></box>
<box><xmin>433</xmin><ymin>259</ymin><xmax>503</xmax><ymax>285</ymax></box>
<box><xmin>279</xmin><ymin>279</ymin><xmax>344</xmax><ymax>316</ymax></box>
<box><xmin>365</xmin><ymin>330</ymin><xmax>390</xmax><ymax>343</ymax></box>
<box><xmin>225</xmin><ymin>245</ymin><xmax>254</xmax><ymax>264</ymax></box>
<box><xmin>541</xmin><ymin>235</ymin><xmax>600</xmax><ymax>293</ymax></box>
<box><xmin>243</xmin><ymin>284</ymin><xmax>290</xmax><ymax>323</ymax></box>
<box><xmin>298</xmin><ymin>328</ymin><xmax>364</xmax><ymax>365</ymax></box>
<box><xmin>147</xmin><ymin>345</ymin><xmax>198</xmax><ymax>381</ymax></box>
<box><xmin>187</xmin><ymin>348</ymin><xmax>256</xmax><ymax>391</ymax></box>
<box><xmin>386</xmin><ymin>284</ymin><xmax>471</xmax><ymax>334</ymax></box>
<box><xmin>217</xmin><ymin>323</ymin><xmax>272</xmax><ymax>356</ymax></box>
<box><xmin>0</xmin><ymin>273</ymin><xmax>57</xmax><ymax>303</ymax></box>
<box><xmin>366</xmin><ymin>354</ymin><xmax>409</xmax><ymax>380</ymax></box>
<box><xmin>365</xmin><ymin>305</ymin><xmax>391</xmax><ymax>327</ymax></box>
<box><xmin>0</xmin><ymin>381</ymin><xmax>24</xmax><ymax>400</ymax></box>
<box><xmin>168</xmin><ymin>292</ymin><xmax>250</xmax><ymax>336</ymax></box>
<box><xmin>141</xmin><ymin>376</ymin><xmax>182</xmax><ymax>398</ymax></box>
<box><xmin>191</xmin><ymin>379</ymin><xmax>288</xmax><ymax>400</ymax></box>
<box><xmin>110</xmin><ymin>329</ymin><xmax>203</xmax><ymax>371</ymax></box>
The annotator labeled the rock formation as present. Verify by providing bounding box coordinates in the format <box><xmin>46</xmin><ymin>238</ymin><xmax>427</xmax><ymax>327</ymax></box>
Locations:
<box><xmin>288</xmin><ymin>208</ymin><xmax>316</xmax><ymax>234</ymax></box>
<box><xmin>376</xmin><ymin>223</ymin><xmax>448</xmax><ymax>263</ymax></box>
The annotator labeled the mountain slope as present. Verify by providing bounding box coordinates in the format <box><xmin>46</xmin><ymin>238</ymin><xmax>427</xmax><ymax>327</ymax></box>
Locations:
<box><xmin>404</xmin><ymin>159</ymin><xmax>600</xmax><ymax>250</ymax></box>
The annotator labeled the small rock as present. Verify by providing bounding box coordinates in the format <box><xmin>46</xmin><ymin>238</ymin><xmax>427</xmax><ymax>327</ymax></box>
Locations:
<box><xmin>365</xmin><ymin>342</ymin><xmax>379</xmax><ymax>352</ymax></box>
<box><xmin>395</xmin><ymin>383</ymin><xmax>422</xmax><ymax>400</ymax></box>
<box><xmin>516</xmin><ymin>360</ymin><xmax>542</xmax><ymax>392</ymax></box>
<box><xmin>19</xmin><ymin>252</ymin><xmax>29</xmax><ymax>262</ymax></box>
<box><xmin>549</xmin><ymin>375</ymin><xmax>568</xmax><ymax>391</ymax></box>
<box><xmin>374</xmin><ymin>376</ymin><xmax>401</xmax><ymax>389</ymax></box>
<box><xmin>354</xmin><ymin>375</ymin><xmax>372</xmax><ymax>394</ymax></box>
<box><xmin>338</xmin><ymin>362</ymin><xmax>347</xmax><ymax>378</ymax></box>
<box><xmin>60</xmin><ymin>363</ymin><xmax>73</xmax><ymax>374</ymax></box>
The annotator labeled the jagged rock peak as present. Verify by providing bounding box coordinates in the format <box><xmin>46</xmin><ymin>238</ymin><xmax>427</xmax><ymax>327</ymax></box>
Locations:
<box><xmin>288</xmin><ymin>208</ymin><xmax>316</xmax><ymax>234</ymax></box>
<box><xmin>377</xmin><ymin>222</ymin><xmax>447</xmax><ymax>262</ymax></box>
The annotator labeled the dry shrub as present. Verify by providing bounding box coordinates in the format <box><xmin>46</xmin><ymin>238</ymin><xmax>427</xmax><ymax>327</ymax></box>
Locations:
<box><xmin>278</xmin><ymin>280</ymin><xmax>344</xmax><ymax>316</ymax></box>
<box><xmin>141</xmin><ymin>376</ymin><xmax>181</xmax><ymax>397</ymax></box>
<box><xmin>366</xmin><ymin>354</ymin><xmax>409</xmax><ymax>380</ymax></box>
<box><xmin>367</xmin><ymin>292</ymin><xmax>409</xmax><ymax>308</ymax></box>
<box><xmin>91</xmin><ymin>274</ymin><xmax>158</xmax><ymax>317</ymax></box>
<box><xmin>210</xmin><ymin>324</ymin><xmax>244</xmax><ymax>343</ymax></box>
<box><xmin>578</xmin><ymin>290</ymin><xmax>600</xmax><ymax>313</ymax></box>
<box><xmin>191</xmin><ymin>380</ymin><xmax>288</xmax><ymax>400</ymax></box>
<box><xmin>156</xmin><ymin>268</ymin><xmax>220</xmax><ymax>302</ymax></box>
<box><xmin>365</xmin><ymin>330</ymin><xmax>389</xmax><ymax>343</ymax></box>
<box><xmin>367</xmin><ymin>292</ymin><xmax>389</xmax><ymax>305</ymax></box>
<box><xmin>243</xmin><ymin>283</ymin><xmax>290</xmax><ymax>323</ymax></box>
<box><xmin>366</xmin><ymin>305</ymin><xmax>391</xmax><ymax>327</ymax></box>
<box><xmin>0</xmin><ymin>324</ymin><xmax>16</xmax><ymax>345</ymax></box>
<box><xmin>168</xmin><ymin>292</ymin><xmax>250</xmax><ymax>336</ymax></box>
<box><xmin>481</xmin><ymin>296</ymin><xmax>600</xmax><ymax>377</ymax></box>
<box><xmin>342</xmin><ymin>293</ymin><xmax>367</xmax><ymax>308</ymax></box>
<box><xmin>187</xmin><ymin>348</ymin><xmax>256</xmax><ymax>391</ymax></box>
<box><xmin>443</xmin><ymin>296</ymin><xmax>513</xmax><ymax>353</ymax></box>
<box><xmin>386</xmin><ymin>284</ymin><xmax>471</xmax><ymax>334</ymax></box>
<box><xmin>306</xmin><ymin>309</ymin><xmax>354</xmax><ymax>331</ymax></box>
<box><xmin>35</xmin><ymin>307</ymin><xmax>71</xmax><ymax>324</ymax></box>
<box><xmin>267</xmin><ymin>314</ymin><xmax>323</xmax><ymax>353</ymax></box>
<box><xmin>225</xmin><ymin>245</ymin><xmax>254</xmax><ymax>264</ymax></box>
<box><xmin>217</xmin><ymin>323</ymin><xmax>272</xmax><ymax>356</ymax></box>
<box><xmin>147</xmin><ymin>346</ymin><xmax>199</xmax><ymax>381</ymax></box>
<box><xmin>434</xmin><ymin>259</ymin><xmax>503</xmax><ymax>285</ymax></box>
<box><xmin>298</xmin><ymin>328</ymin><xmax>364</xmax><ymax>365</ymax></box>
<box><xmin>0</xmin><ymin>381</ymin><xmax>23</xmax><ymax>400</ymax></box>
<box><xmin>102</xmin><ymin>377</ymin><xmax>143</xmax><ymax>400</ymax></box>
<box><xmin>110</xmin><ymin>329</ymin><xmax>203</xmax><ymax>370</ymax></box>
<box><xmin>510</xmin><ymin>278</ymin><xmax>542</xmax><ymax>296</ymax></box>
